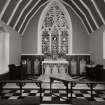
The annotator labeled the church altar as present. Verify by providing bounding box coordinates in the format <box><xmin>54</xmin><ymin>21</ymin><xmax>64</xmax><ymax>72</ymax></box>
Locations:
<box><xmin>21</xmin><ymin>54</ymin><xmax>90</xmax><ymax>80</ymax></box>
<box><xmin>38</xmin><ymin>59</ymin><xmax>69</xmax><ymax>82</ymax></box>
<box><xmin>37</xmin><ymin>59</ymin><xmax>69</xmax><ymax>82</ymax></box>
<box><xmin>42</xmin><ymin>59</ymin><xmax>69</xmax><ymax>75</ymax></box>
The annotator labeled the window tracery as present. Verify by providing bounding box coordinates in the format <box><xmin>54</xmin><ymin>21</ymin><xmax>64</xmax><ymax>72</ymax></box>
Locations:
<box><xmin>38</xmin><ymin>0</ymin><xmax>72</xmax><ymax>57</ymax></box>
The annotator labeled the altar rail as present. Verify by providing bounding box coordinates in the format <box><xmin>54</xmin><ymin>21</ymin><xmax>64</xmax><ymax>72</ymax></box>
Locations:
<box><xmin>0</xmin><ymin>80</ymin><xmax>42</xmax><ymax>102</ymax></box>
<box><xmin>0</xmin><ymin>79</ymin><xmax>105</xmax><ymax>101</ymax></box>
<box><xmin>21</xmin><ymin>54</ymin><xmax>90</xmax><ymax>76</ymax></box>
<box><xmin>50</xmin><ymin>76</ymin><xmax>105</xmax><ymax>101</ymax></box>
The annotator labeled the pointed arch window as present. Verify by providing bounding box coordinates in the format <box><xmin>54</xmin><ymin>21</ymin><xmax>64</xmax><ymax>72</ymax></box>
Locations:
<box><xmin>38</xmin><ymin>0</ymin><xmax>72</xmax><ymax>56</ymax></box>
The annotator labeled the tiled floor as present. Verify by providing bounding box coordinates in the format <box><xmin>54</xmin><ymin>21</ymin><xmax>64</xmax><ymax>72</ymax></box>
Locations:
<box><xmin>1</xmin><ymin>76</ymin><xmax>105</xmax><ymax>104</ymax></box>
<box><xmin>1</xmin><ymin>88</ymin><xmax>105</xmax><ymax>104</ymax></box>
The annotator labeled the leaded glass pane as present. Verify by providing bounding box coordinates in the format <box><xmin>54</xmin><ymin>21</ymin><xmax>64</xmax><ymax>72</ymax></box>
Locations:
<box><xmin>40</xmin><ymin>1</ymin><xmax>72</xmax><ymax>58</ymax></box>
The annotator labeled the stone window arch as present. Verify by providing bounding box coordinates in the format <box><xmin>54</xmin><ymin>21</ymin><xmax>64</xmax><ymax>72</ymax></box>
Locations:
<box><xmin>38</xmin><ymin>0</ymin><xmax>72</xmax><ymax>56</ymax></box>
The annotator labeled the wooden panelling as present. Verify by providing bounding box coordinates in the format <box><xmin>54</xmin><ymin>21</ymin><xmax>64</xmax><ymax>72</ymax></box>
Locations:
<box><xmin>21</xmin><ymin>55</ymin><xmax>44</xmax><ymax>75</ymax></box>
<box><xmin>21</xmin><ymin>54</ymin><xmax>90</xmax><ymax>76</ymax></box>
<box><xmin>66</xmin><ymin>55</ymin><xmax>90</xmax><ymax>75</ymax></box>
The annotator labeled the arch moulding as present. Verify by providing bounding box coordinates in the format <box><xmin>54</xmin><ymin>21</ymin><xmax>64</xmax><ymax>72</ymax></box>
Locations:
<box><xmin>38</xmin><ymin>0</ymin><xmax>72</xmax><ymax>55</ymax></box>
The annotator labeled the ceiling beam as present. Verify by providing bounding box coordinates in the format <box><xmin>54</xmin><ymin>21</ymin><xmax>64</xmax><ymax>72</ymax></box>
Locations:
<box><xmin>71</xmin><ymin>0</ymin><xmax>94</xmax><ymax>32</ymax></box>
<box><xmin>80</xmin><ymin>0</ymin><xmax>99</xmax><ymax>29</ymax></box>
<box><xmin>7</xmin><ymin>0</ymin><xmax>23</xmax><ymax>25</ymax></box>
<box><xmin>13</xmin><ymin>0</ymin><xmax>33</xmax><ymax>30</ymax></box>
<box><xmin>18</xmin><ymin>0</ymin><xmax>41</xmax><ymax>33</ymax></box>
<box><xmin>92</xmin><ymin>0</ymin><xmax>105</xmax><ymax>24</ymax></box>
<box><xmin>0</xmin><ymin>0</ymin><xmax>11</xmax><ymax>20</ymax></box>
<box><xmin>21</xmin><ymin>1</ymin><xmax>49</xmax><ymax>35</ymax></box>
<box><xmin>62</xmin><ymin>0</ymin><xmax>90</xmax><ymax>34</ymax></box>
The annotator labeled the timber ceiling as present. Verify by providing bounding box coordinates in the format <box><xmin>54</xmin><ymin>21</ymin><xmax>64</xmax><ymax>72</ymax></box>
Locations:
<box><xmin>0</xmin><ymin>0</ymin><xmax>105</xmax><ymax>35</ymax></box>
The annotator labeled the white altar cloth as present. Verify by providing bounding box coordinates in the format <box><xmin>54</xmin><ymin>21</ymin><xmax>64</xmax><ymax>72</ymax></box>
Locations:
<box><xmin>40</xmin><ymin>60</ymin><xmax>69</xmax><ymax>82</ymax></box>
<box><xmin>42</xmin><ymin>60</ymin><xmax>69</xmax><ymax>74</ymax></box>
<box><xmin>42</xmin><ymin>60</ymin><xmax>69</xmax><ymax>64</ymax></box>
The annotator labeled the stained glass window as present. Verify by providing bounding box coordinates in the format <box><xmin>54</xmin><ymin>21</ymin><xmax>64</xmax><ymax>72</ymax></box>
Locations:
<box><xmin>38</xmin><ymin>0</ymin><xmax>72</xmax><ymax>57</ymax></box>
